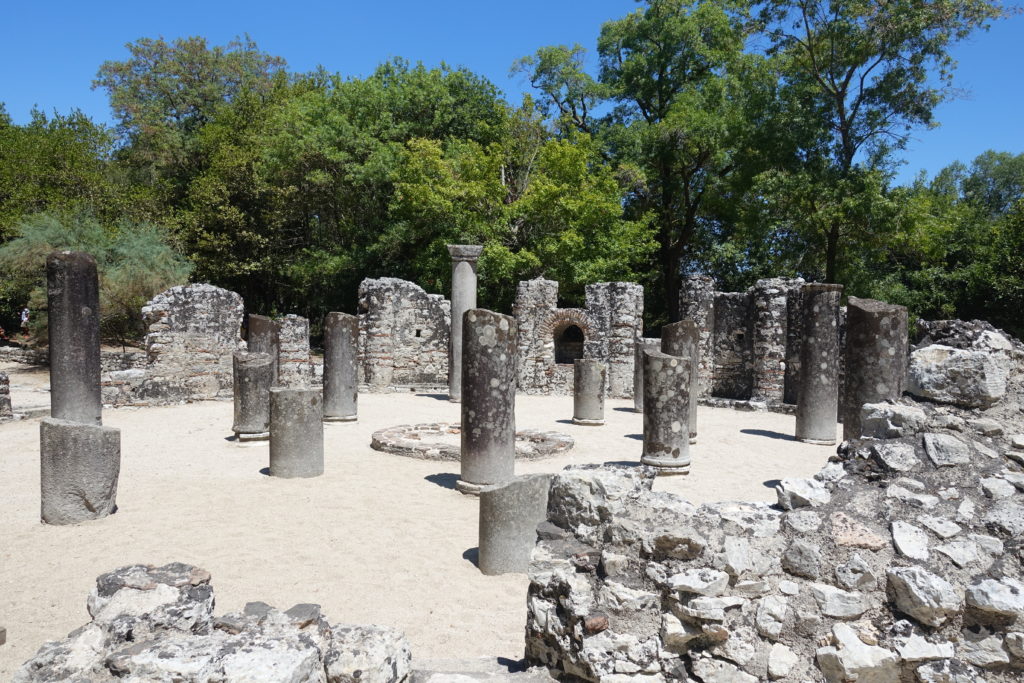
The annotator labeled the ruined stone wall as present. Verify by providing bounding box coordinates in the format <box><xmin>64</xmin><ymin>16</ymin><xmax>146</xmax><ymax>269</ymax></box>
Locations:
<box><xmin>357</xmin><ymin>277</ymin><xmax>450</xmax><ymax>390</ymax></box>
<box><xmin>0</xmin><ymin>371</ymin><xmax>11</xmax><ymax>418</ymax></box>
<box><xmin>277</xmin><ymin>314</ymin><xmax>315</xmax><ymax>387</ymax></box>
<box><xmin>102</xmin><ymin>284</ymin><xmax>244</xmax><ymax>405</ymax></box>
<box><xmin>514</xmin><ymin>279</ymin><xmax>642</xmax><ymax>397</ymax></box>
<box><xmin>711</xmin><ymin>292</ymin><xmax>754</xmax><ymax>399</ymax></box>
<box><xmin>679</xmin><ymin>276</ymin><xmax>716</xmax><ymax>398</ymax></box>
<box><xmin>752</xmin><ymin>278</ymin><xmax>804</xmax><ymax>401</ymax></box>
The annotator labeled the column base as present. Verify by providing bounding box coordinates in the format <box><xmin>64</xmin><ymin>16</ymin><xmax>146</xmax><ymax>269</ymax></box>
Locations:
<box><xmin>324</xmin><ymin>415</ymin><xmax>357</xmax><ymax>423</ymax></box>
<box><xmin>640</xmin><ymin>454</ymin><xmax>691</xmax><ymax>474</ymax></box>
<box><xmin>234</xmin><ymin>431</ymin><xmax>270</xmax><ymax>443</ymax></box>
<box><xmin>572</xmin><ymin>417</ymin><xmax>605</xmax><ymax>426</ymax></box>
<box><xmin>797</xmin><ymin>437</ymin><xmax>836</xmax><ymax>445</ymax></box>
<box><xmin>455</xmin><ymin>479</ymin><xmax>483</xmax><ymax>496</ymax></box>
<box><xmin>689</xmin><ymin>436</ymin><xmax>697</xmax><ymax>445</ymax></box>
<box><xmin>449</xmin><ymin>396</ymin><xmax>461</xmax><ymax>403</ymax></box>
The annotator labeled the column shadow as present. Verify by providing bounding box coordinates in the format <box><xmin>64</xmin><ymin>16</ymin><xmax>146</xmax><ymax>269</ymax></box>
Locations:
<box><xmin>740</xmin><ymin>428</ymin><xmax>797</xmax><ymax>442</ymax></box>
<box><xmin>425</xmin><ymin>473</ymin><xmax>459</xmax><ymax>490</ymax></box>
<box><xmin>462</xmin><ymin>547</ymin><xmax>479</xmax><ymax>567</ymax></box>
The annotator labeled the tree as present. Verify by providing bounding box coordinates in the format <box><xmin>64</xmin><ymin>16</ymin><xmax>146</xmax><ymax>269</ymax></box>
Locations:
<box><xmin>756</xmin><ymin>0</ymin><xmax>1007</xmax><ymax>282</ymax></box>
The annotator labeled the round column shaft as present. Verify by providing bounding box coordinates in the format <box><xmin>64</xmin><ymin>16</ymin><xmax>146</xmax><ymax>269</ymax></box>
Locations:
<box><xmin>633</xmin><ymin>338</ymin><xmax>662</xmax><ymax>412</ymax></box>
<box><xmin>247</xmin><ymin>314</ymin><xmax>281</xmax><ymax>386</ymax></box>
<box><xmin>640</xmin><ymin>349</ymin><xmax>691</xmax><ymax>473</ymax></box>
<box><xmin>323</xmin><ymin>312</ymin><xmax>359</xmax><ymax>422</ymax></box>
<box><xmin>269</xmin><ymin>387</ymin><xmax>324</xmax><ymax>478</ymax></box>
<box><xmin>478</xmin><ymin>474</ymin><xmax>552</xmax><ymax>575</ymax></box>
<box><xmin>457</xmin><ymin>308</ymin><xmax>517</xmax><ymax>495</ymax></box>
<box><xmin>573</xmin><ymin>359</ymin><xmax>606</xmax><ymax>425</ymax></box>
<box><xmin>47</xmin><ymin>251</ymin><xmax>101</xmax><ymax>425</ymax></box>
<box><xmin>232</xmin><ymin>351</ymin><xmax>273</xmax><ymax>440</ymax></box>
<box><xmin>795</xmin><ymin>283</ymin><xmax>843</xmax><ymax>444</ymax></box>
<box><xmin>447</xmin><ymin>244</ymin><xmax>484</xmax><ymax>402</ymax></box>
<box><xmin>40</xmin><ymin>418</ymin><xmax>120</xmax><ymax>524</ymax></box>
<box><xmin>662</xmin><ymin>320</ymin><xmax>700</xmax><ymax>444</ymax></box>
<box><xmin>842</xmin><ymin>297</ymin><xmax>908</xmax><ymax>441</ymax></box>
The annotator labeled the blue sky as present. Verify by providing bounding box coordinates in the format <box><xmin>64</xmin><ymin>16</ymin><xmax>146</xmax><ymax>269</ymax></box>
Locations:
<box><xmin>2</xmin><ymin>0</ymin><xmax>1020</xmax><ymax>185</ymax></box>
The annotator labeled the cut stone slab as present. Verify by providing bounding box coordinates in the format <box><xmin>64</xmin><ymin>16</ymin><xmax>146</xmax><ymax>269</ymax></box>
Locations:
<box><xmin>922</xmin><ymin>433</ymin><xmax>972</xmax><ymax>467</ymax></box>
<box><xmin>917</xmin><ymin>515</ymin><xmax>962</xmax><ymax>539</ymax></box>
<box><xmin>892</xmin><ymin>521</ymin><xmax>929</xmax><ymax>560</ymax></box>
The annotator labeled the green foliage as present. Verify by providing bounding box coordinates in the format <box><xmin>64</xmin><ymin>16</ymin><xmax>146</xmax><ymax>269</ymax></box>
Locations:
<box><xmin>0</xmin><ymin>212</ymin><xmax>191</xmax><ymax>345</ymax></box>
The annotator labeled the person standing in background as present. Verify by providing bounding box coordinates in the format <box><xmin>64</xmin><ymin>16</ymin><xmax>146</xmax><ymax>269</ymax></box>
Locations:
<box><xmin>20</xmin><ymin>307</ymin><xmax>29</xmax><ymax>337</ymax></box>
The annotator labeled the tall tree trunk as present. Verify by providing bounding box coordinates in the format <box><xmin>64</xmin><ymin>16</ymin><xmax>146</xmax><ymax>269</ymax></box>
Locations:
<box><xmin>825</xmin><ymin>221</ymin><xmax>840</xmax><ymax>283</ymax></box>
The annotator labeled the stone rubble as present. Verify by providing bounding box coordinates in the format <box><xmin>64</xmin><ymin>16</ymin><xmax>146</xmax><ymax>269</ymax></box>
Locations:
<box><xmin>525</xmin><ymin>319</ymin><xmax>1024</xmax><ymax>682</ymax></box>
<box><xmin>14</xmin><ymin>563</ymin><xmax>411</xmax><ymax>683</ymax></box>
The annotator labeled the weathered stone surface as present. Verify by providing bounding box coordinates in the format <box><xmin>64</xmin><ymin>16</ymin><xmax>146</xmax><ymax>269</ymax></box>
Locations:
<box><xmin>887</xmin><ymin>566</ymin><xmax>962</xmax><ymax>628</ymax></box>
<box><xmin>458</xmin><ymin>310</ymin><xmax>517</xmax><ymax>494</ymax></box>
<box><xmin>678</xmin><ymin>275</ymin><xmax>716</xmax><ymax>399</ymax></box>
<box><xmin>781</xmin><ymin>539</ymin><xmax>821</xmax><ymax>579</ymax></box>
<box><xmin>47</xmin><ymin>250</ymin><xmax>102</xmax><ymax>425</ymax></box>
<box><xmin>776</xmin><ymin>477</ymin><xmax>831</xmax><ymax>510</ymax></box>
<box><xmin>232</xmin><ymin>351</ymin><xmax>273</xmax><ymax>437</ymax></box>
<box><xmin>371</xmin><ymin>423</ymin><xmax>572</xmax><ymax>461</ymax></box>
<box><xmin>247</xmin><ymin>314</ymin><xmax>281</xmax><ymax>384</ymax></box>
<box><xmin>277</xmin><ymin>314</ymin><xmax>314</xmax><ymax>387</ymax></box>
<box><xmin>842</xmin><ymin>297</ymin><xmax>909</xmax><ymax>441</ymax></box>
<box><xmin>640</xmin><ymin>349</ymin><xmax>691</xmax><ymax>472</ymax></box>
<box><xmin>573</xmin><ymin>359</ymin><xmax>606</xmax><ymax>425</ymax></box>
<box><xmin>40</xmin><ymin>417</ymin><xmax>120</xmax><ymax>525</ymax></box>
<box><xmin>908</xmin><ymin>344</ymin><xmax>1009</xmax><ymax>408</ymax></box>
<box><xmin>870</xmin><ymin>441</ymin><xmax>920</xmax><ymax>472</ymax></box>
<box><xmin>892</xmin><ymin>521</ymin><xmax>930</xmax><ymax>560</ymax></box>
<box><xmin>661</xmin><ymin>320</ymin><xmax>700</xmax><ymax>442</ymax></box>
<box><xmin>15</xmin><ymin>564</ymin><xmax>412</xmax><ymax>683</ymax></box>
<box><xmin>323</xmin><ymin>312</ymin><xmax>359</xmax><ymax>421</ymax></box>
<box><xmin>795</xmin><ymin>283</ymin><xmax>842</xmax><ymax>443</ymax></box>
<box><xmin>965</xmin><ymin>577</ymin><xmax>1024</xmax><ymax>619</ymax></box>
<box><xmin>922</xmin><ymin>433</ymin><xmax>972</xmax><ymax>467</ymax></box>
<box><xmin>479</xmin><ymin>474</ymin><xmax>551</xmax><ymax>575</ymax></box>
<box><xmin>447</xmin><ymin>244</ymin><xmax>483</xmax><ymax>402</ymax></box>
<box><xmin>269</xmin><ymin>387</ymin><xmax>324</xmax><ymax>478</ymax></box>
<box><xmin>861</xmin><ymin>402</ymin><xmax>927</xmax><ymax>439</ymax></box>
<box><xmin>0</xmin><ymin>371</ymin><xmax>12</xmax><ymax>418</ymax></box>
<box><xmin>807</xmin><ymin>583</ymin><xmax>871</xmax><ymax>618</ymax></box>
<box><xmin>633</xmin><ymin>338</ymin><xmax>662</xmax><ymax>412</ymax></box>
<box><xmin>817</xmin><ymin>623</ymin><xmax>900</xmax><ymax>683</ymax></box>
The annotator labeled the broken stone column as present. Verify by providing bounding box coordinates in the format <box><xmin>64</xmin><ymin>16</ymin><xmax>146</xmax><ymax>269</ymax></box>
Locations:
<box><xmin>661</xmin><ymin>320</ymin><xmax>699</xmax><ymax>444</ymax></box>
<box><xmin>323</xmin><ymin>312</ymin><xmax>358</xmax><ymax>422</ymax></box>
<box><xmin>633</xmin><ymin>338</ymin><xmax>662</xmax><ymax>412</ymax></box>
<box><xmin>447</xmin><ymin>244</ymin><xmax>483</xmax><ymax>402</ymax></box>
<box><xmin>478</xmin><ymin>473</ymin><xmax>551</xmax><ymax>575</ymax></box>
<box><xmin>40</xmin><ymin>417</ymin><xmax>120</xmax><ymax>524</ymax></box>
<box><xmin>47</xmin><ymin>251</ymin><xmax>102</xmax><ymax>425</ymax></box>
<box><xmin>842</xmin><ymin>297</ymin><xmax>908</xmax><ymax>441</ymax></box>
<box><xmin>232</xmin><ymin>351</ymin><xmax>273</xmax><ymax>441</ymax></box>
<box><xmin>278</xmin><ymin>315</ymin><xmax>313</xmax><ymax>387</ymax></box>
<box><xmin>573</xmin><ymin>359</ymin><xmax>606</xmax><ymax>425</ymax></box>
<box><xmin>678</xmin><ymin>275</ymin><xmax>715</xmax><ymax>397</ymax></box>
<box><xmin>640</xmin><ymin>349</ymin><xmax>691</xmax><ymax>473</ymax></box>
<box><xmin>457</xmin><ymin>309</ymin><xmax>516</xmax><ymax>495</ymax></box>
<box><xmin>269</xmin><ymin>387</ymin><xmax>324</xmax><ymax>478</ymax></box>
<box><xmin>795</xmin><ymin>283</ymin><xmax>843</xmax><ymax>444</ymax></box>
<box><xmin>0</xmin><ymin>371</ymin><xmax>11</xmax><ymax>418</ymax></box>
<box><xmin>247</xmin><ymin>314</ymin><xmax>281</xmax><ymax>385</ymax></box>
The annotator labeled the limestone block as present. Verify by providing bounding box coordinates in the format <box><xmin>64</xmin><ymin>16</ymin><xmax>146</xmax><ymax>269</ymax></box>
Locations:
<box><xmin>907</xmin><ymin>344</ymin><xmax>1008</xmax><ymax>408</ymax></box>
<box><xmin>478</xmin><ymin>474</ymin><xmax>551</xmax><ymax>575</ymax></box>
<box><xmin>40</xmin><ymin>418</ymin><xmax>120</xmax><ymax>525</ymax></box>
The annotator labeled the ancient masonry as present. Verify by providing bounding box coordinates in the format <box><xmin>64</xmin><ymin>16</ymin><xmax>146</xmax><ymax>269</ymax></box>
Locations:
<box><xmin>0</xmin><ymin>371</ymin><xmax>11</xmax><ymax>419</ymax></box>
<box><xmin>358</xmin><ymin>277</ymin><xmax>451</xmax><ymax>390</ymax></box>
<box><xmin>679</xmin><ymin>275</ymin><xmax>848</xmax><ymax>407</ymax></box>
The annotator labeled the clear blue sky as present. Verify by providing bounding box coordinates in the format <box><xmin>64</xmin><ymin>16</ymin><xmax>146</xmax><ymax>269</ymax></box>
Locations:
<box><xmin>2</xmin><ymin>0</ymin><xmax>1021</xmax><ymax>185</ymax></box>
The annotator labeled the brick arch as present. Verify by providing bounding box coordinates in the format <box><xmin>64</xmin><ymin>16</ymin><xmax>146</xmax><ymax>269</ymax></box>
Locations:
<box><xmin>536</xmin><ymin>308</ymin><xmax>594</xmax><ymax>342</ymax></box>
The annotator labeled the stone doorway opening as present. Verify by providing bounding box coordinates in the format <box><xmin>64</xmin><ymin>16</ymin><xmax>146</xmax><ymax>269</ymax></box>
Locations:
<box><xmin>554</xmin><ymin>324</ymin><xmax>585</xmax><ymax>365</ymax></box>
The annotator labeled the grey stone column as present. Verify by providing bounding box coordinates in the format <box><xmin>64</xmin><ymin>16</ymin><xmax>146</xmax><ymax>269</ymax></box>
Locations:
<box><xmin>232</xmin><ymin>351</ymin><xmax>273</xmax><ymax>441</ymax></box>
<box><xmin>795</xmin><ymin>283</ymin><xmax>843</xmax><ymax>444</ymax></box>
<box><xmin>40</xmin><ymin>418</ymin><xmax>120</xmax><ymax>524</ymax></box>
<box><xmin>640</xmin><ymin>349</ymin><xmax>691</xmax><ymax>473</ymax></box>
<box><xmin>457</xmin><ymin>309</ymin><xmax>517</xmax><ymax>495</ymax></box>
<box><xmin>478</xmin><ymin>474</ymin><xmax>551</xmax><ymax>575</ymax></box>
<box><xmin>323</xmin><ymin>312</ymin><xmax>359</xmax><ymax>422</ymax></box>
<box><xmin>247</xmin><ymin>314</ymin><xmax>281</xmax><ymax>385</ymax></box>
<box><xmin>0</xmin><ymin>371</ymin><xmax>11</xmax><ymax>418</ymax></box>
<box><xmin>662</xmin><ymin>320</ymin><xmax>699</xmax><ymax>444</ymax></box>
<box><xmin>842</xmin><ymin>297</ymin><xmax>908</xmax><ymax>441</ymax></box>
<box><xmin>447</xmin><ymin>244</ymin><xmax>483</xmax><ymax>402</ymax></box>
<box><xmin>633</xmin><ymin>338</ymin><xmax>661</xmax><ymax>412</ymax></box>
<box><xmin>573</xmin><ymin>359</ymin><xmax>606</xmax><ymax>425</ymax></box>
<box><xmin>269</xmin><ymin>387</ymin><xmax>324</xmax><ymax>478</ymax></box>
<box><xmin>678</xmin><ymin>275</ymin><xmax>715</xmax><ymax>398</ymax></box>
<box><xmin>47</xmin><ymin>251</ymin><xmax>101</xmax><ymax>425</ymax></box>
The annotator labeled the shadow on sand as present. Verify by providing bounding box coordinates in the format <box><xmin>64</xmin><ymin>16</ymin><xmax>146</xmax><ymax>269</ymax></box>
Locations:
<box><xmin>425</xmin><ymin>473</ymin><xmax>459</xmax><ymax>490</ymax></box>
<box><xmin>740</xmin><ymin>428</ymin><xmax>797</xmax><ymax>442</ymax></box>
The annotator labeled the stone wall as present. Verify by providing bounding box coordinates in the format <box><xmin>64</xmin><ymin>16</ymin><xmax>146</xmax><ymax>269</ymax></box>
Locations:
<box><xmin>526</xmin><ymin>323</ymin><xmax>1024</xmax><ymax>681</ymax></box>
<box><xmin>102</xmin><ymin>284</ymin><xmax>244</xmax><ymax>405</ymax></box>
<box><xmin>711</xmin><ymin>292</ymin><xmax>754</xmax><ymax>399</ymax></box>
<box><xmin>514</xmin><ymin>279</ymin><xmax>643</xmax><ymax>397</ymax></box>
<box><xmin>679</xmin><ymin>276</ymin><xmax>716</xmax><ymax>398</ymax></box>
<box><xmin>358</xmin><ymin>277</ymin><xmax>450</xmax><ymax>390</ymax></box>
<box><xmin>277</xmin><ymin>314</ymin><xmax>315</xmax><ymax>387</ymax></box>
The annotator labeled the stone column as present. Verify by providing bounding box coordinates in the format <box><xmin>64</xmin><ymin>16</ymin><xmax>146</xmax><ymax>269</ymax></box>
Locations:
<box><xmin>278</xmin><ymin>314</ymin><xmax>312</xmax><ymax>387</ymax></box>
<box><xmin>269</xmin><ymin>387</ymin><xmax>324</xmax><ymax>478</ymax></box>
<box><xmin>0</xmin><ymin>371</ymin><xmax>11</xmax><ymax>418</ymax></box>
<box><xmin>47</xmin><ymin>251</ymin><xmax>101</xmax><ymax>425</ymax></box>
<box><xmin>641</xmin><ymin>349</ymin><xmax>691</xmax><ymax>473</ymax></box>
<box><xmin>40</xmin><ymin>418</ymin><xmax>120</xmax><ymax>524</ymax></box>
<box><xmin>232</xmin><ymin>351</ymin><xmax>273</xmax><ymax>441</ymax></box>
<box><xmin>478</xmin><ymin>474</ymin><xmax>551</xmax><ymax>575</ymax></box>
<box><xmin>842</xmin><ymin>297</ymin><xmax>908</xmax><ymax>441</ymax></box>
<box><xmin>457</xmin><ymin>309</ymin><xmax>517</xmax><ymax>495</ymax></box>
<box><xmin>447</xmin><ymin>244</ymin><xmax>484</xmax><ymax>402</ymax></box>
<box><xmin>678</xmin><ymin>275</ymin><xmax>715</xmax><ymax>398</ymax></box>
<box><xmin>795</xmin><ymin>283</ymin><xmax>843</xmax><ymax>444</ymax></box>
<box><xmin>573</xmin><ymin>359</ymin><xmax>606</xmax><ymax>425</ymax></box>
<box><xmin>247</xmin><ymin>314</ymin><xmax>281</xmax><ymax>385</ymax></box>
<box><xmin>662</xmin><ymin>320</ymin><xmax>699</xmax><ymax>444</ymax></box>
<box><xmin>633</xmin><ymin>338</ymin><xmax>661</xmax><ymax>412</ymax></box>
<box><xmin>323</xmin><ymin>312</ymin><xmax>359</xmax><ymax>422</ymax></box>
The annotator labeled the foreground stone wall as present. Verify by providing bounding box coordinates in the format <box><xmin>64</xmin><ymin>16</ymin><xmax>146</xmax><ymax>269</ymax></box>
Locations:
<box><xmin>358</xmin><ymin>278</ymin><xmax>450</xmax><ymax>390</ymax></box>
<box><xmin>526</xmin><ymin>320</ymin><xmax>1024</xmax><ymax>682</ymax></box>
<box><xmin>514</xmin><ymin>279</ymin><xmax>643</xmax><ymax>397</ymax></box>
<box><xmin>15</xmin><ymin>563</ymin><xmax>411</xmax><ymax>682</ymax></box>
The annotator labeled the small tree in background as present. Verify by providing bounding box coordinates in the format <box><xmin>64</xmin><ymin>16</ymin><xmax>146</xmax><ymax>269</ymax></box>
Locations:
<box><xmin>0</xmin><ymin>212</ymin><xmax>191</xmax><ymax>348</ymax></box>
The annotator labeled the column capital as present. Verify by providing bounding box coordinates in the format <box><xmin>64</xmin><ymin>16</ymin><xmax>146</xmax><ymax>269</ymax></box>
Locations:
<box><xmin>447</xmin><ymin>244</ymin><xmax>484</xmax><ymax>262</ymax></box>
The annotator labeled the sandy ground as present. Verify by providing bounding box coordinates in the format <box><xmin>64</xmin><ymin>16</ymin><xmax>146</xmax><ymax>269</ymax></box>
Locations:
<box><xmin>0</xmin><ymin>362</ymin><xmax>838</xmax><ymax>677</ymax></box>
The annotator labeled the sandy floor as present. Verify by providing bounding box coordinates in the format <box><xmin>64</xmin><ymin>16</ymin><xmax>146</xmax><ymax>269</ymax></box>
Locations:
<box><xmin>0</xmin><ymin>369</ymin><xmax>838</xmax><ymax>677</ymax></box>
